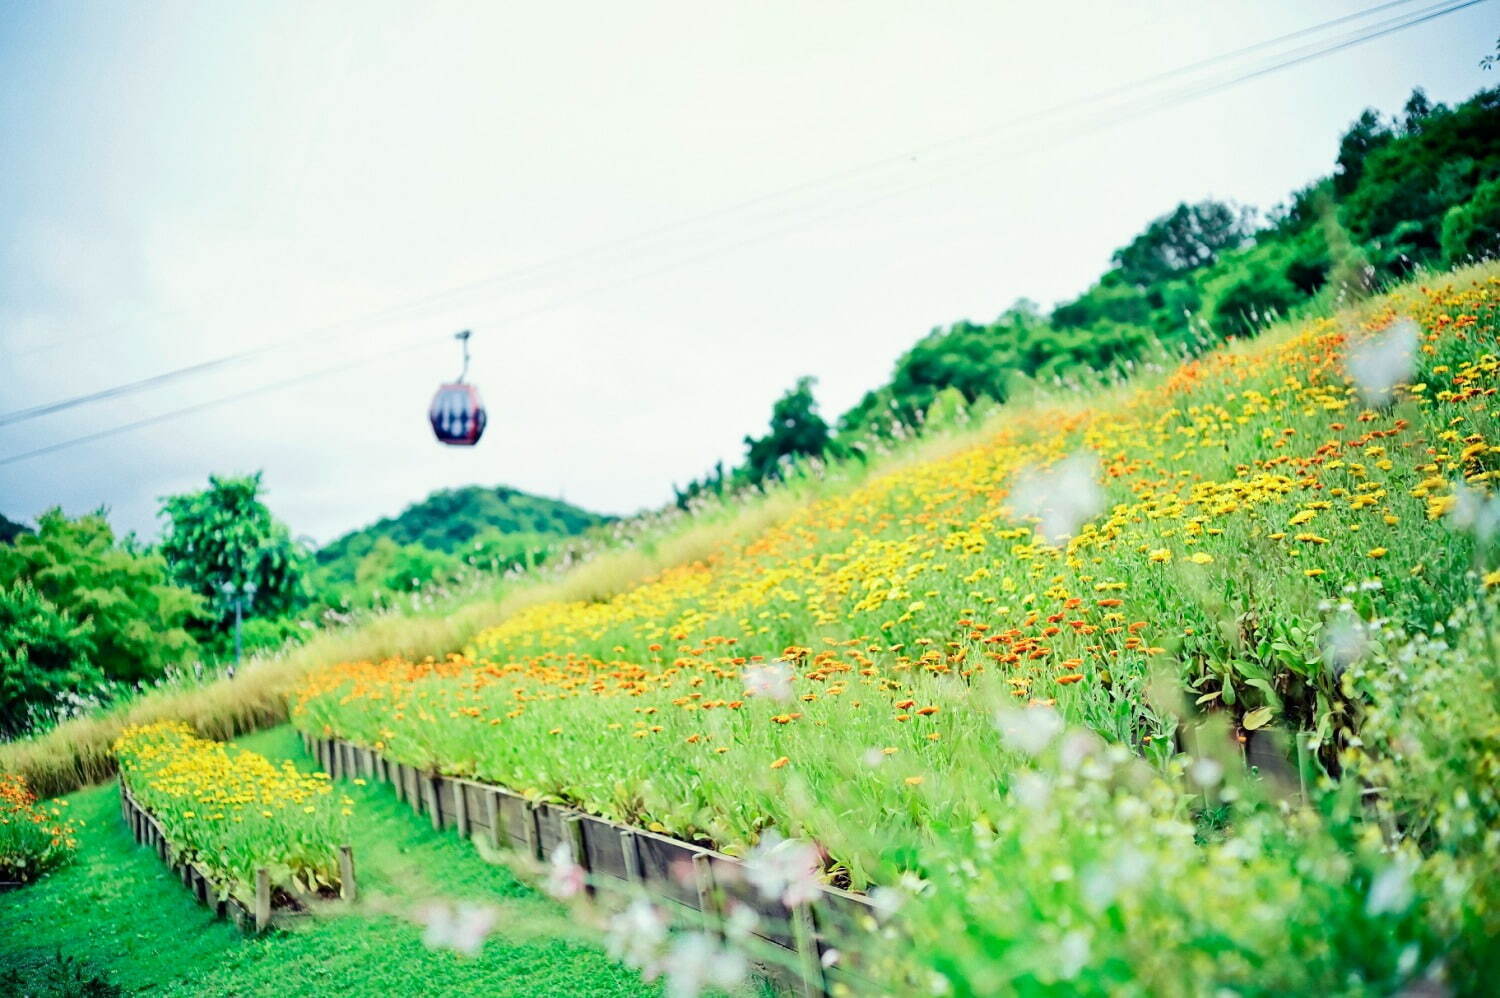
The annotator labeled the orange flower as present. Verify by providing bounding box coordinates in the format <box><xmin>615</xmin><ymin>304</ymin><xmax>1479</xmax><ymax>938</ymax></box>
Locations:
<box><xmin>916</xmin><ymin>706</ymin><xmax>939</xmax><ymax>716</ymax></box>
<box><xmin>770</xmin><ymin>756</ymin><xmax>790</xmax><ymax>769</ymax></box>
<box><xmin>1055</xmin><ymin>673</ymin><xmax>1085</xmax><ymax>685</ymax></box>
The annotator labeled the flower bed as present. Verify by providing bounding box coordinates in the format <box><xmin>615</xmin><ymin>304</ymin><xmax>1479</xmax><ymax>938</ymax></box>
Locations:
<box><xmin>113</xmin><ymin>722</ymin><xmax>353</xmax><ymax>905</ymax></box>
<box><xmin>0</xmin><ymin>772</ymin><xmax>78</xmax><ymax>887</ymax></box>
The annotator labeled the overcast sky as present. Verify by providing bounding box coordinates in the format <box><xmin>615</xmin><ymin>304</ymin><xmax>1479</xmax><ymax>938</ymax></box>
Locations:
<box><xmin>1</xmin><ymin>0</ymin><xmax>1494</xmax><ymax>544</ymax></box>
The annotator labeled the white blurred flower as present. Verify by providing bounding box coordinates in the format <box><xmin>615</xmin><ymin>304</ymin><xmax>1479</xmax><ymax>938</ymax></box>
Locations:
<box><xmin>546</xmin><ymin>841</ymin><xmax>586</xmax><ymax>900</ymax></box>
<box><xmin>821</xmin><ymin>948</ymin><xmax>841</xmax><ymax>968</ymax></box>
<box><xmin>1345</xmin><ymin>318</ymin><xmax>1418</xmax><ymax>406</ymax></box>
<box><xmin>1188</xmin><ymin>757</ymin><xmax>1224</xmax><ymax>788</ymax></box>
<box><xmin>1058</xmin><ymin>930</ymin><xmax>1092</xmax><ymax>979</ymax></box>
<box><xmin>417</xmin><ymin>900</ymin><xmax>498</xmax><ymax>957</ymax></box>
<box><xmin>1007</xmin><ymin>453</ymin><xmax>1105</xmax><ymax>545</ymax></box>
<box><xmin>1322</xmin><ymin>616</ymin><xmax>1370</xmax><ymax>673</ymax></box>
<box><xmin>862</xmin><ymin>747</ymin><xmax>887</xmax><ymax>767</ymax></box>
<box><xmin>994</xmin><ymin>705</ymin><xmax>1063</xmax><ymax>755</ymax></box>
<box><xmin>661</xmin><ymin>931</ymin><xmax>746</xmax><ymax>998</ymax></box>
<box><xmin>722</xmin><ymin>901</ymin><xmax>760</xmax><ymax>941</ymax></box>
<box><xmin>745</xmin><ymin>831</ymin><xmax>823</xmax><ymax>908</ymax></box>
<box><xmin>1367</xmin><ymin>857</ymin><xmax>1417</xmax><ymax>916</ymax></box>
<box><xmin>743</xmin><ymin>660</ymin><xmax>794</xmax><ymax>702</ymax></box>
<box><xmin>1010</xmin><ymin>771</ymin><xmax>1052</xmax><ymax>812</ymax></box>
<box><xmin>869</xmin><ymin>885</ymin><xmax>906</xmax><ymax>922</ymax></box>
<box><xmin>1445</xmin><ymin>482</ymin><xmax>1500</xmax><ymax>544</ymax></box>
<box><xmin>606</xmin><ymin>899</ymin><xmax>670</xmax><ymax>975</ymax></box>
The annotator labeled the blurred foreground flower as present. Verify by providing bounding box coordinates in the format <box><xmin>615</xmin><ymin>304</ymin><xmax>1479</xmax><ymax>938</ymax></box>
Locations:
<box><xmin>417</xmin><ymin>900</ymin><xmax>498</xmax><ymax>957</ymax></box>
<box><xmin>661</xmin><ymin>931</ymin><xmax>747</xmax><ymax>998</ymax></box>
<box><xmin>994</xmin><ymin>704</ymin><xmax>1063</xmax><ymax>755</ymax></box>
<box><xmin>606</xmin><ymin>899</ymin><xmax>670</xmax><ymax>975</ymax></box>
<box><xmin>1006</xmin><ymin>454</ymin><xmax>1104</xmax><ymax>545</ymax></box>
<box><xmin>744</xmin><ymin>831</ymin><xmax>823</xmax><ymax>908</ymax></box>
<box><xmin>1345</xmin><ymin>318</ymin><xmax>1417</xmax><ymax>406</ymax></box>
<box><xmin>546</xmin><ymin>841</ymin><xmax>586</xmax><ymax>899</ymax></box>
<box><xmin>743</xmin><ymin>660</ymin><xmax>794</xmax><ymax>701</ymax></box>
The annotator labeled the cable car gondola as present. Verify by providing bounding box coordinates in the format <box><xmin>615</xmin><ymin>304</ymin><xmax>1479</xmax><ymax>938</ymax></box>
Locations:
<box><xmin>429</xmin><ymin>330</ymin><xmax>487</xmax><ymax>446</ymax></box>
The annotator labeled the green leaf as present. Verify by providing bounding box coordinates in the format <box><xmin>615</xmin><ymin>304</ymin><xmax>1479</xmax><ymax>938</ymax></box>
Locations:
<box><xmin>1242</xmin><ymin>706</ymin><xmax>1275</xmax><ymax>730</ymax></box>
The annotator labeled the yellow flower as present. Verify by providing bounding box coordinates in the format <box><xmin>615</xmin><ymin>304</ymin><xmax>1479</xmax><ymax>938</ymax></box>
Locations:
<box><xmin>1148</xmin><ymin>548</ymin><xmax>1172</xmax><ymax>563</ymax></box>
<box><xmin>1367</xmin><ymin>547</ymin><xmax>1388</xmax><ymax>558</ymax></box>
<box><xmin>1185</xmin><ymin>552</ymin><xmax>1214</xmax><ymax>565</ymax></box>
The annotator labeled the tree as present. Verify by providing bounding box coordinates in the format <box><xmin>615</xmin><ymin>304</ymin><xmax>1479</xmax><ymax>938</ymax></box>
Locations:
<box><xmin>0</xmin><ymin>580</ymin><xmax>97</xmax><ymax>736</ymax></box>
<box><xmin>1112</xmin><ymin>200</ymin><xmax>1257</xmax><ymax>287</ymax></box>
<box><xmin>742</xmin><ymin>377</ymin><xmax>832</xmax><ymax>485</ymax></box>
<box><xmin>1333</xmin><ymin>108</ymin><xmax>1393</xmax><ymax>197</ymax></box>
<box><xmin>0</xmin><ymin>508</ymin><xmax>202</xmax><ymax>686</ymax></box>
<box><xmin>158</xmin><ymin>473</ymin><xmax>309</xmax><ymax>638</ymax></box>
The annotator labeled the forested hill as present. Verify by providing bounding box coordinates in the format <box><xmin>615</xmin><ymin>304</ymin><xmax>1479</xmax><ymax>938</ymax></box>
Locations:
<box><xmin>317</xmin><ymin>485</ymin><xmax>611</xmax><ymax>567</ymax></box>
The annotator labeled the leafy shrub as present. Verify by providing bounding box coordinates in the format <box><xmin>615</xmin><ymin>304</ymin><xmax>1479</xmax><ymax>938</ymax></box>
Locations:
<box><xmin>1441</xmin><ymin>176</ymin><xmax>1500</xmax><ymax>265</ymax></box>
<box><xmin>0</xmin><ymin>774</ymin><xmax>77</xmax><ymax>886</ymax></box>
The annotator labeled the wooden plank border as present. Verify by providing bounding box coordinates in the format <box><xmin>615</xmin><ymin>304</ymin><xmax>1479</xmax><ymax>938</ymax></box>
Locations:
<box><xmin>303</xmin><ymin>734</ymin><xmax>876</xmax><ymax>995</ymax></box>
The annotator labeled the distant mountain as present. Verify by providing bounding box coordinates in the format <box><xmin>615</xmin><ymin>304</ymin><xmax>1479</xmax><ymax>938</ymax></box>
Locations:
<box><xmin>0</xmin><ymin>512</ymin><xmax>29</xmax><ymax>544</ymax></box>
<box><xmin>316</xmin><ymin>485</ymin><xmax>612</xmax><ymax>567</ymax></box>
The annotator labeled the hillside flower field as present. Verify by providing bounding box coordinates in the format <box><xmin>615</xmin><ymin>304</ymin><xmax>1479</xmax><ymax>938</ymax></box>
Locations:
<box><xmin>292</xmin><ymin>271</ymin><xmax>1500</xmax><ymax>992</ymax></box>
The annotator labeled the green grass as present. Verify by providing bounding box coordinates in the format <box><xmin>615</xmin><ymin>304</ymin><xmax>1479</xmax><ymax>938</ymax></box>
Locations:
<box><xmin>0</xmin><ymin>726</ymin><xmax>656</xmax><ymax>997</ymax></box>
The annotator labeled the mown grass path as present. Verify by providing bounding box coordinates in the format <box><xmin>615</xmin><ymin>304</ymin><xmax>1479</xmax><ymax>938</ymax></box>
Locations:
<box><xmin>0</xmin><ymin>726</ymin><xmax>656</xmax><ymax>997</ymax></box>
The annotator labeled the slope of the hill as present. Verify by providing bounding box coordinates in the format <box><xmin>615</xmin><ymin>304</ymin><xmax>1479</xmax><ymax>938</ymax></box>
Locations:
<box><xmin>295</xmin><ymin>267</ymin><xmax>1500</xmax><ymax>993</ymax></box>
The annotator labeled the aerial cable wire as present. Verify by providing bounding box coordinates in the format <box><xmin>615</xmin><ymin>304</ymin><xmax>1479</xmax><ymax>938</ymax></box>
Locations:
<box><xmin>0</xmin><ymin>0</ymin><xmax>1454</xmax><ymax>429</ymax></box>
<box><xmin>0</xmin><ymin>0</ymin><xmax>1483</xmax><ymax>468</ymax></box>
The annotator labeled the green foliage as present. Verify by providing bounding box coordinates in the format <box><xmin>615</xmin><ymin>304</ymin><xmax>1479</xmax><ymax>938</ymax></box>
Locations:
<box><xmin>1441</xmin><ymin>175</ymin><xmax>1500</xmax><ymax>264</ymax></box>
<box><xmin>157</xmin><ymin>473</ymin><xmax>310</xmax><ymax>634</ymax></box>
<box><xmin>1202</xmin><ymin>243</ymin><xmax>1303</xmax><ymax>337</ymax></box>
<box><xmin>1342</xmin><ymin>88</ymin><xmax>1500</xmax><ymax>268</ymax></box>
<box><xmin>0</xmin><ymin>509</ymin><xmax>201</xmax><ymax>732</ymax></box>
<box><xmin>0</xmin><ymin>581</ymin><xmax>96</xmax><ymax>737</ymax></box>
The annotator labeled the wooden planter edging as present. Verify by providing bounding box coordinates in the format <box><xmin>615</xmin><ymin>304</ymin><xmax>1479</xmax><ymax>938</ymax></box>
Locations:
<box><xmin>302</xmin><ymin>731</ymin><xmax>877</xmax><ymax>996</ymax></box>
<box><xmin>117</xmin><ymin>777</ymin><xmax>356</xmax><ymax>934</ymax></box>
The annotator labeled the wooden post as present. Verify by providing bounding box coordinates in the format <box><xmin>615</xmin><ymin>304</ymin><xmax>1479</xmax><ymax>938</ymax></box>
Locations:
<box><xmin>254</xmin><ymin>867</ymin><xmax>271</xmax><ymax>933</ymax></box>
<box><xmin>790</xmin><ymin>903</ymin><xmax>826</xmax><ymax>998</ymax></box>
<box><xmin>620</xmin><ymin>830</ymin><xmax>642</xmax><ymax>885</ymax></box>
<box><xmin>524</xmin><ymin>802</ymin><xmax>541</xmax><ymax>860</ymax></box>
<box><xmin>692</xmin><ymin>853</ymin><xmax>719</xmax><ymax>932</ymax></box>
<box><xmin>484</xmin><ymin>791</ymin><xmax>502</xmax><ymax>850</ymax></box>
<box><xmin>453</xmin><ymin>781</ymin><xmax>470</xmax><ymax>839</ymax></box>
<box><xmin>563</xmin><ymin>813</ymin><xmax>589</xmax><ymax>894</ymax></box>
<box><xmin>424</xmin><ymin>775</ymin><xmax>442</xmax><ymax>830</ymax></box>
<box><xmin>339</xmin><ymin>844</ymin><xmax>357</xmax><ymax>902</ymax></box>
